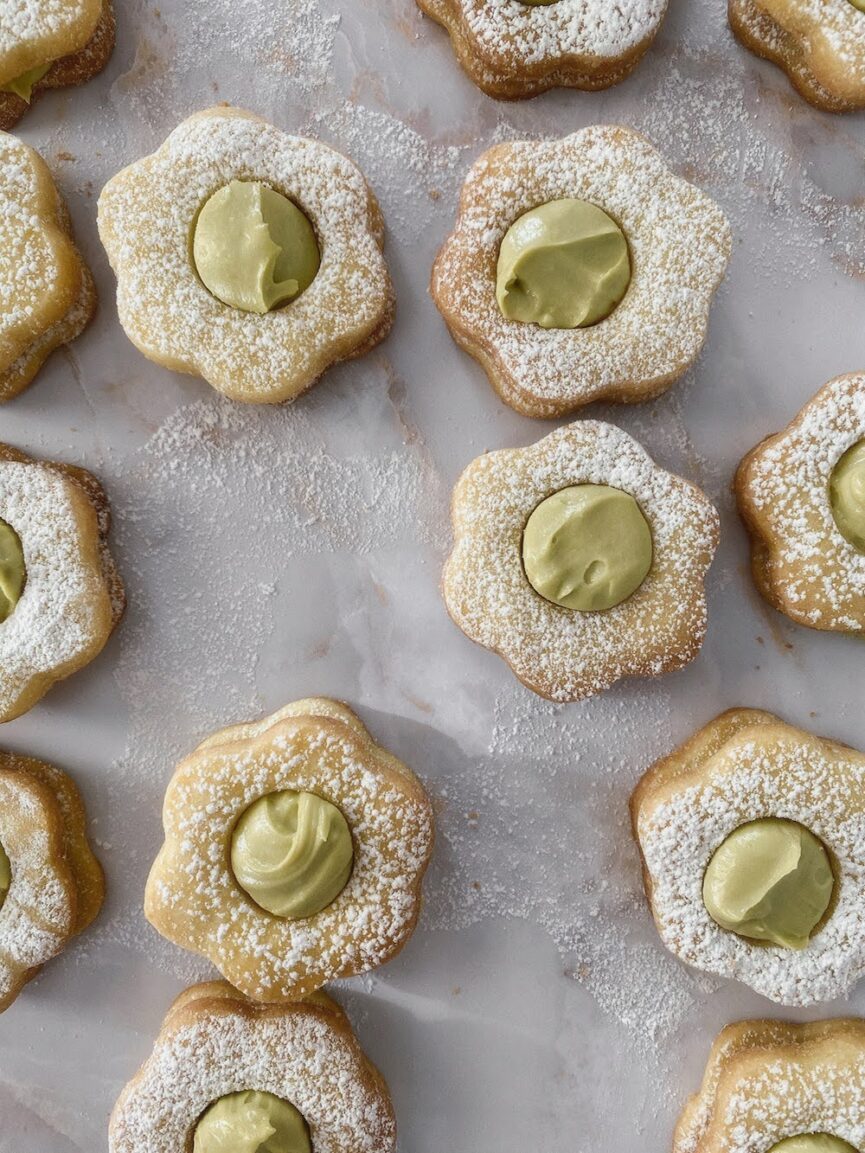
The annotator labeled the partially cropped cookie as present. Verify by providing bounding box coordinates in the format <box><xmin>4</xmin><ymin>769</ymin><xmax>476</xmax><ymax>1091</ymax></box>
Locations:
<box><xmin>0</xmin><ymin>0</ymin><xmax>114</xmax><ymax>129</ymax></box>
<box><xmin>98</xmin><ymin>106</ymin><xmax>395</xmax><ymax>405</ymax></box>
<box><xmin>433</xmin><ymin>126</ymin><xmax>731</xmax><ymax>418</ymax></box>
<box><xmin>146</xmin><ymin>698</ymin><xmax>434</xmax><ymax>1002</ymax></box>
<box><xmin>633</xmin><ymin>708</ymin><xmax>865</xmax><ymax>1006</ymax></box>
<box><xmin>442</xmin><ymin>421</ymin><xmax>719</xmax><ymax>702</ymax></box>
<box><xmin>110</xmin><ymin>981</ymin><xmax>396</xmax><ymax>1153</ymax></box>
<box><xmin>417</xmin><ymin>0</ymin><xmax>668</xmax><ymax>99</ymax></box>
<box><xmin>676</xmin><ymin>1018</ymin><xmax>865</xmax><ymax>1152</ymax></box>
<box><xmin>736</xmin><ymin>372</ymin><xmax>865</xmax><ymax>633</ymax></box>
<box><xmin>730</xmin><ymin>0</ymin><xmax>865</xmax><ymax>111</ymax></box>
<box><xmin>0</xmin><ymin>750</ymin><xmax>104</xmax><ymax>1012</ymax></box>
<box><xmin>0</xmin><ymin>444</ymin><xmax>124</xmax><ymax>722</ymax></box>
<box><xmin>0</xmin><ymin>132</ymin><xmax>96</xmax><ymax>403</ymax></box>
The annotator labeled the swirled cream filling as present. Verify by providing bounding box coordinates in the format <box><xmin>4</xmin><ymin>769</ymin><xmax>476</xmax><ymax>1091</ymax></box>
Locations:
<box><xmin>230</xmin><ymin>790</ymin><xmax>353</xmax><ymax>919</ymax></box>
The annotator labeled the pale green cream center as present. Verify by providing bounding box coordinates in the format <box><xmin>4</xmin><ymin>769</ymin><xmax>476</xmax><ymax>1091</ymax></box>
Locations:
<box><xmin>703</xmin><ymin>818</ymin><xmax>835</xmax><ymax>949</ymax></box>
<box><xmin>0</xmin><ymin>520</ymin><xmax>26</xmax><ymax>624</ymax></box>
<box><xmin>496</xmin><ymin>198</ymin><xmax>631</xmax><ymax>329</ymax></box>
<box><xmin>0</xmin><ymin>841</ymin><xmax>10</xmax><ymax>912</ymax></box>
<box><xmin>848</xmin><ymin>0</ymin><xmax>865</xmax><ymax>14</ymax></box>
<box><xmin>193</xmin><ymin>1090</ymin><xmax>311</xmax><ymax>1153</ymax></box>
<box><xmin>192</xmin><ymin>180</ymin><xmax>320</xmax><ymax>315</ymax></box>
<box><xmin>2</xmin><ymin>62</ymin><xmax>51</xmax><ymax>101</ymax></box>
<box><xmin>231</xmin><ymin>790</ymin><xmax>354</xmax><ymax>919</ymax></box>
<box><xmin>521</xmin><ymin>484</ymin><xmax>653</xmax><ymax>612</ymax></box>
<box><xmin>829</xmin><ymin>439</ymin><xmax>865</xmax><ymax>553</ymax></box>
<box><xmin>768</xmin><ymin>1136</ymin><xmax>859</xmax><ymax>1153</ymax></box>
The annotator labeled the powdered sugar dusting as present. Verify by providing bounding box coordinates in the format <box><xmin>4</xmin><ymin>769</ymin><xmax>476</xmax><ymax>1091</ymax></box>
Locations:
<box><xmin>110</xmin><ymin>998</ymin><xmax>395</xmax><ymax>1152</ymax></box>
<box><xmin>637</xmin><ymin>713</ymin><xmax>865</xmax><ymax>1005</ymax></box>
<box><xmin>443</xmin><ymin>420</ymin><xmax>720</xmax><ymax>701</ymax></box>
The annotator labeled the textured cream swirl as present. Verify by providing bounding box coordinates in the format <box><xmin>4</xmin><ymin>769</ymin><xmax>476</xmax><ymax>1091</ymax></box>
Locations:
<box><xmin>230</xmin><ymin>790</ymin><xmax>354</xmax><ymax>919</ymax></box>
<box><xmin>193</xmin><ymin>1090</ymin><xmax>311</xmax><ymax>1153</ymax></box>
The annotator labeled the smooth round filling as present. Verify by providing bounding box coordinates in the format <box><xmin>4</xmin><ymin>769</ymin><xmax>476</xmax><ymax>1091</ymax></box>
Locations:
<box><xmin>231</xmin><ymin>790</ymin><xmax>354</xmax><ymax>919</ymax></box>
<box><xmin>703</xmin><ymin>819</ymin><xmax>835</xmax><ymax>950</ymax></box>
<box><xmin>193</xmin><ymin>1090</ymin><xmax>312</xmax><ymax>1153</ymax></box>
<box><xmin>521</xmin><ymin>484</ymin><xmax>653</xmax><ymax>612</ymax></box>
<box><xmin>495</xmin><ymin>198</ymin><xmax>631</xmax><ymax>329</ymax></box>
<box><xmin>192</xmin><ymin>180</ymin><xmax>320</xmax><ymax>315</ymax></box>
<box><xmin>848</xmin><ymin>0</ymin><xmax>865</xmax><ymax>14</ymax></box>
<box><xmin>0</xmin><ymin>520</ymin><xmax>26</xmax><ymax>624</ymax></box>
<box><xmin>1</xmin><ymin>62</ymin><xmax>51</xmax><ymax>101</ymax></box>
<box><xmin>829</xmin><ymin>439</ymin><xmax>865</xmax><ymax>553</ymax></box>
<box><xmin>768</xmin><ymin>1136</ymin><xmax>858</xmax><ymax>1153</ymax></box>
<box><xmin>0</xmin><ymin>841</ymin><xmax>10</xmax><ymax>912</ymax></box>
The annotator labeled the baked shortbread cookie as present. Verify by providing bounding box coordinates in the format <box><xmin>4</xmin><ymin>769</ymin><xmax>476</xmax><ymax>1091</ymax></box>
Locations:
<box><xmin>432</xmin><ymin>126</ymin><xmax>731</xmax><ymax>419</ymax></box>
<box><xmin>109</xmin><ymin>980</ymin><xmax>397</xmax><ymax>1153</ymax></box>
<box><xmin>0</xmin><ymin>750</ymin><xmax>104</xmax><ymax>1012</ymax></box>
<box><xmin>0</xmin><ymin>132</ymin><xmax>96</xmax><ymax>403</ymax></box>
<box><xmin>98</xmin><ymin>106</ymin><xmax>395</xmax><ymax>405</ymax></box>
<box><xmin>0</xmin><ymin>0</ymin><xmax>115</xmax><ymax>129</ymax></box>
<box><xmin>145</xmin><ymin>698</ymin><xmax>434</xmax><ymax>1003</ymax></box>
<box><xmin>633</xmin><ymin>708</ymin><xmax>865</xmax><ymax>1006</ymax></box>
<box><xmin>730</xmin><ymin>0</ymin><xmax>865</xmax><ymax>112</ymax></box>
<box><xmin>442</xmin><ymin>421</ymin><xmax>719</xmax><ymax>702</ymax></box>
<box><xmin>675</xmin><ymin>1018</ymin><xmax>865</xmax><ymax>1153</ymax></box>
<box><xmin>417</xmin><ymin>0</ymin><xmax>668</xmax><ymax>100</ymax></box>
<box><xmin>0</xmin><ymin>444</ymin><xmax>124</xmax><ymax>723</ymax></box>
<box><xmin>736</xmin><ymin>372</ymin><xmax>865</xmax><ymax>633</ymax></box>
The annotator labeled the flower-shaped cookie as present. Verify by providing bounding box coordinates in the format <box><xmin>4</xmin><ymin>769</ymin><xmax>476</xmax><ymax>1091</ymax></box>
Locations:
<box><xmin>0</xmin><ymin>444</ymin><xmax>125</xmax><ymax>722</ymax></box>
<box><xmin>736</xmin><ymin>372</ymin><xmax>865</xmax><ymax>633</ymax></box>
<box><xmin>442</xmin><ymin>421</ymin><xmax>719</xmax><ymax>702</ymax></box>
<box><xmin>633</xmin><ymin>708</ymin><xmax>865</xmax><ymax>1005</ymax></box>
<box><xmin>417</xmin><ymin>0</ymin><xmax>668</xmax><ymax>99</ymax></box>
<box><xmin>98</xmin><ymin>106</ymin><xmax>395</xmax><ymax>405</ymax></box>
<box><xmin>110</xmin><ymin>981</ymin><xmax>397</xmax><ymax>1153</ymax></box>
<box><xmin>675</xmin><ymin>1018</ymin><xmax>865</xmax><ymax>1152</ymax></box>
<box><xmin>0</xmin><ymin>132</ymin><xmax>96</xmax><ymax>403</ymax></box>
<box><xmin>0</xmin><ymin>0</ymin><xmax>115</xmax><ymax>129</ymax></box>
<box><xmin>146</xmin><ymin>698</ymin><xmax>434</xmax><ymax>1002</ymax></box>
<box><xmin>432</xmin><ymin>126</ymin><xmax>731</xmax><ymax>418</ymax></box>
<box><xmin>730</xmin><ymin>0</ymin><xmax>865</xmax><ymax>112</ymax></box>
<box><xmin>0</xmin><ymin>750</ymin><xmax>104</xmax><ymax>1012</ymax></box>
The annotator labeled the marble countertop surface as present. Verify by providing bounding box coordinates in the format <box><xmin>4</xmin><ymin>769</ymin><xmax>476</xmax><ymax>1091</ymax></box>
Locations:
<box><xmin>0</xmin><ymin>0</ymin><xmax>864</xmax><ymax>1148</ymax></box>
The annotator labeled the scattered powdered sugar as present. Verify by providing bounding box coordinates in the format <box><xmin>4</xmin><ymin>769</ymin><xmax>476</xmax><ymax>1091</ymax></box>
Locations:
<box><xmin>148</xmin><ymin>706</ymin><xmax>433</xmax><ymax>1000</ymax></box>
<box><xmin>0</xmin><ymin>769</ymin><xmax>75</xmax><ymax>1005</ymax></box>
<box><xmin>675</xmin><ymin>1021</ymin><xmax>865</xmax><ymax>1153</ymax></box>
<box><xmin>433</xmin><ymin>125</ymin><xmax>731</xmax><ymax>416</ymax></box>
<box><xmin>97</xmin><ymin>107</ymin><xmax>393</xmax><ymax>404</ymax></box>
<box><xmin>742</xmin><ymin>372</ymin><xmax>865</xmax><ymax>629</ymax></box>
<box><xmin>443</xmin><ymin>420</ymin><xmax>720</xmax><ymax>701</ymax></box>
<box><xmin>637</xmin><ymin>715</ymin><xmax>865</xmax><ymax>1005</ymax></box>
<box><xmin>110</xmin><ymin>998</ymin><xmax>395</xmax><ymax>1152</ymax></box>
<box><xmin>0</xmin><ymin>0</ymin><xmax>98</xmax><ymax>73</ymax></box>
<box><xmin>0</xmin><ymin>460</ymin><xmax>112</xmax><ymax>720</ymax></box>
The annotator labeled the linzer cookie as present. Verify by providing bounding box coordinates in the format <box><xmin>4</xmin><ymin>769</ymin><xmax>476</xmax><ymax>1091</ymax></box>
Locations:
<box><xmin>442</xmin><ymin>421</ymin><xmax>719</xmax><ymax>702</ymax></box>
<box><xmin>730</xmin><ymin>0</ymin><xmax>865</xmax><ymax>112</ymax></box>
<box><xmin>0</xmin><ymin>132</ymin><xmax>96</xmax><ymax>403</ymax></box>
<box><xmin>98</xmin><ymin>107</ymin><xmax>395</xmax><ymax>404</ymax></box>
<box><xmin>675</xmin><ymin>1018</ymin><xmax>865</xmax><ymax>1152</ymax></box>
<box><xmin>0</xmin><ymin>444</ymin><xmax>124</xmax><ymax>723</ymax></box>
<box><xmin>145</xmin><ymin>698</ymin><xmax>434</xmax><ymax>1002</ymax></box>
<box><xmin>0</xmin><ymin>750</ymin><xmax>104</xmax><ymax>1012</ymax></box>
<box><xmin>0</xmin><ymin>1</ymin><xmax>115</xmax><ymax>129</ymax></box>
<box><xmin>109</xmin><ymin>981</ymin><xmax>397</xmax><ymax>1153</ymax></box>
<box><xmin>736</xmin><ymin>372</ymin><xmax>865</xmax><ymax>633</ymax></box>
<box><xmin>432</xmin><ymin>126</ymin><xmax>731</xmax><ymax>418</ymax></box>
<box><xmin>633</xmin><ymin>708</ymin><xmax>865</xmax><ymax>1006</ymax></box>
<box><xmin>416</xmin><ymin>0</ymin><xmax>669</xmax><ymax>99</ymax></box>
